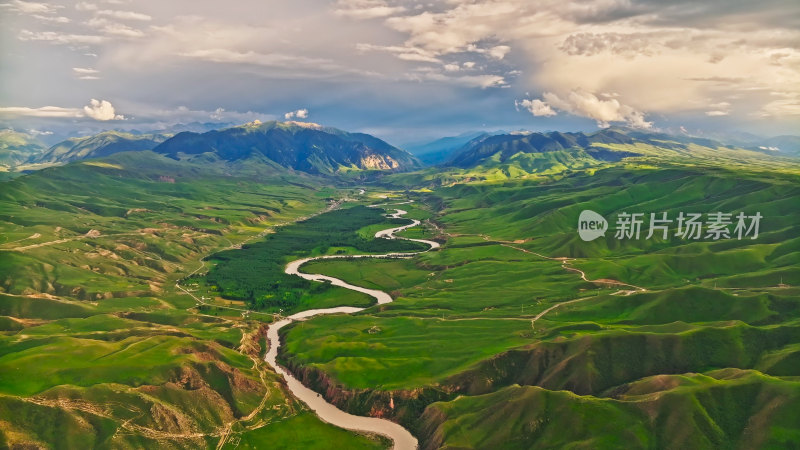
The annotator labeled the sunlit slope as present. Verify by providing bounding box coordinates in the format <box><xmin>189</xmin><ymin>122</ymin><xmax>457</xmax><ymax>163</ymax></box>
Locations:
<box><xmin>0</xmin><ymin>129</ymin><xmax>46</xmax><ymax>169</ymax></box>
<box><xmin>420</xmin><ymin>370</ymin><xmax>800</xmax><ymax>450</ymax></box>
<box><xmin>281</xmin><ymin>163</ymin><xmax>800</xmax><ymax>448</ymax></box>
<box><xmin>387</xmin><ymin>128</ymin><xmax>800</xmax><ymax>185</ymax></box>
<box><xmin>0</xmin><ymin>152</ymin><xmax>387</xmax><ymax>449</ymax></box>
<box><xmin>0</xmin><ymin>151</ymin><xmax>329</xmax><ymax>300</ymax></box>
<box><xmin>435</xmin><ymin>165</ymin><xmax>799</xmax><ymax>287</ymax></box>
<box><xmin>32</xmin><ymin>130</ymin><xmax>171</xmax><ymax>165</ymax></box>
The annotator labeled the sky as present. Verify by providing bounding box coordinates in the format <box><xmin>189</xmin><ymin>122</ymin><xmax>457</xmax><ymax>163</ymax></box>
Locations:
<box><xmin>0</xmin><ymin>0</ymin><xmax>798</xmax><ymax>145</ymax></box>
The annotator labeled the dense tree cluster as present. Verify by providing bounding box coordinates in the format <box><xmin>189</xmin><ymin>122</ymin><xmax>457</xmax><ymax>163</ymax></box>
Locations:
<box><xmin>196</xmin><ymin>205</ymin><xmax>425</xmax><ymax>309</ymax></box>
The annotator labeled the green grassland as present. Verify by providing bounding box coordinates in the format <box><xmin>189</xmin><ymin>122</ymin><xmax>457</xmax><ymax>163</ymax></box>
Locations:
<box><xmin>280</xmin><ymin>160</ymin><xmax>800</xmax><ymax>447</ymax></box>
<box><xmin>2</xmin><ymin>137</ymin><xmax>800</xmax><ymax>449</ymax></box>
<box><xmin>0</xmin><ymin>154</ymin><xmax>391</xmax><ymax>448</ymax></box>
<box><xmin>197</xmin><ymin>205</ymin><xmax>428</xmax><ymax>311</ymax></box>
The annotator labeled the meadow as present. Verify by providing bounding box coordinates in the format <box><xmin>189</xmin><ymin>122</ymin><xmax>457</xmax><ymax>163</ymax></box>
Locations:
<box><xmin>0</xmin><ymin>153</ymin><xmax>393</xmax><ymax>448</ymax></box>
<box><xmin>280</xmin><ymin>161</ymin><xmax>800</xmax><ymax>447</ymax></box>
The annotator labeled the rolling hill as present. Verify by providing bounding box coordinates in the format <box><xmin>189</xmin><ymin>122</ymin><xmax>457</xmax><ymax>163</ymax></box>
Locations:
<box><xmin>152</xmin><ymin>120</ymin><xmax>421</xmax><ymax>174</ymax></box>
<box><xmin>0</xmin><ymin>129</ymin><xmax>46</xmax><ymax>169</ymax></box>
<box><xmin>34</xmin><ymin>131</ymin><xmax>171</xmax><ymax>165</ymax></box>
<box><xmin>442</xmin><ymin>128</ymin><xmax>789</xmax><ymax>168</ymax></box>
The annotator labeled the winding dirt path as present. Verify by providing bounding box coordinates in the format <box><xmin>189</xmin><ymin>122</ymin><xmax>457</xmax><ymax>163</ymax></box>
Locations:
<box><xmin>265</xmin><ymin>205</ymin><xmax>438</xmax><ymax>450</ymax></box>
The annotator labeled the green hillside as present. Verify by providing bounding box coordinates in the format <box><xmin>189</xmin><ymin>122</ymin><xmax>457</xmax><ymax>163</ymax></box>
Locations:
<box><xmin>0</xmin><ymin>129</ymin><xmax>46</xmax><ymax>169</ymax></box>
<box><xmin>279</xmin><ymin>157</ymin><xmax>800</xmax><ymax>448</ymax></box>
<box><xmin>1</xmin><ymin>127</ymin><xmax>799</xmax><ymax>448</ymax></box>
<box><xmin>34</xmin><ymin>130</ymin><xmax>171</xmax><ymax>165</ymax></box>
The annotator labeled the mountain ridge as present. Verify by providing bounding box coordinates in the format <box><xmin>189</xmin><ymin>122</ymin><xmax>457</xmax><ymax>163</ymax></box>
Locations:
<box><xmin>152</xmin><ymin>120</ymin><xmax>421</xmax><ymax>174</ymax></box>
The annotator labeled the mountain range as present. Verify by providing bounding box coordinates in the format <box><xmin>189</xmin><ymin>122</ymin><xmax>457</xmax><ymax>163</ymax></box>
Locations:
<box><xmin>152</xmin><ymin>120</ymin><xmax>420</xmax><ymax>174</ymax></box>
<box><xmin>3</xmin><ymin>122</ymin><xmax>798</xmax><ymax>179</ymax></box>
<box><xmin>34</xmin><ymin>131</ymin><xmax>172</xmax><ymax>165</ymax></box>
<box><xmin>0</xmin><ymin>129</ymin><xmax>46</xmax><ymax>168</ymax></box>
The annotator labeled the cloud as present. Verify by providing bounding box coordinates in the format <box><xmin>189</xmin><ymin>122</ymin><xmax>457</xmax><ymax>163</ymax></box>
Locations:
<box><xmin>0</xmin><ymin>105</ymin><xmax>83</xmax><ymax>118</ymax></box>
<box><xmin>73</xmin><ymin>67</ymin><xmax>101</xmax><ymax>80</ymax></box>
<box><xmin>757</xmin><ymin>92</ymin><xmax>800</xmax><ymax>117</ymax></box>
<box><xmin>83</xmin><ymin>99</ymin><xmax>125</xmax><ymax>120</ymax></box>
<box><xmin>138</xmin><ymin>105</ymin><xmax>271</xmax><ymax>125</ymax></box>
<box><xmin>75</xmin><ymin>2</ymin><xmax>97</xmax><ymax>11</ymax></box>
<box><xmin>284</xmin><ymin>108</ymin><xmax>309</xmax><ymax>120</ymax></box>
<box><xmin>19</xmin><ymin>29</ymin><xmax>105</xmax><ymax>45</ymax></box>
<box><xmin>31</xmin><ymin>14</ymin><xmax>70</xmax><ymax>23</ymax></box>
<box><xmin>96</xmin><ymin>9</ymin><xmax>152</xmax><ymax>21</ymax></box>
<box><xmin>523</xmin><ymin>90</ymin><xmax>652</xmax><ymax>128</ymax></box>
<box><xmin>347</xmin><ymin>0</ymin><xmax>800</xmax><ymax>124</ymax></box>
<box><xmin>705</xmin><ymin>101</ymin><xmax>731</xmax><ymax>116</ymax></box>
<box><xmin>0</xmin><ymin>99</ymin><xmax>125</xmax><ymax>121</ymax></box>
<box><xmin>559</xmin><ymin>32</ymin><xmax>658</xmax><ymax>57</ymax></box>
<box><xmin>334</xmin><ymin>0</ymin><xmax>405</xmax><ymax>19</ymax></box>
<box><xmin>87</xmin><ymin>17</ymin><xmax>145</xmax><ymax>37</ymax></box>
<box><xmin>2</xmin><ymin>0</ymin><xmax>61</xmax><ymax>14</ymax></box>
<box><xmin>73</xmin><ymin>67</ymin><xmax>99</xmax><ymax>74</ymax></box>
<box><xmin>516</xmin><ymin>98</ymin><xmax>556</xmax><ymax>117</ymax></box>
<box><xmin>408</xmin><ymin>67</ymin><xmax>507</xmax><ymax>88</ymax></box>
<box><xmin>356</xmin><ymin>43</ymin><xmax>441</xmax><ymax>64</ymax></box>
<box><xmin>487</xmin><ymin>45</ymin><xmax>510</xmax><ymax>60</ymax></box>
<box><xmin>210</xmin><ymin>107</ymin><xmax>225</xmax><ymax>120</ymax></box>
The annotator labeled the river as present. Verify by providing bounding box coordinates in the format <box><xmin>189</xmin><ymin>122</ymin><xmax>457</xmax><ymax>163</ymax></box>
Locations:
<box><xmin>264</xmin><ymin>205</ymin><xmax>438</xmax><ymax>450</ymax></box>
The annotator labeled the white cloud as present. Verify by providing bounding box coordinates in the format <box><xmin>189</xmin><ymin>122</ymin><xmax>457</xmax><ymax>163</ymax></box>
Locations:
<box><xmin>83</xmin><ymin>99</ymin><xmax>125</xmax><ymax>120</ymax></box>
<box><xmin>487</xmin><ymin>45</ymin><xmax>510</xmax><ymax>60</ymax></box>
<box><xmin>1</xmin><ymin>99</ymin><xmax>125</xmax><ymax>120</ymax></box>
<box><xmin>210</xmin><ymin>107</ymin><xmax>225</xmax><ymax>120</ymax></box>
<box><xmin>73</xmin><ymin>67</ymin><xmax>99</xmax><ymax>74</ymax></box>
<box><xmin>2</xmin><ymin>0</ymin><xmax>61</xmax><ymax>14</ymax></box>
<box><xmin>96</xmin><ymin>9</ymin><xmax>152</xmax><ymax>21</ymax></box>
<box><xmin>74</xmin><ymin>67</ymin><xmax>101</xmax><ymax>80</ymax></box>
<box><xmin>705</xmin><ymin>102</ymin><xmax>731</xmax><ymax>116</ymax></box>
<box><xmin>31</xmin><ymin>14</ymin><xmax>70</xmax><ymax>23</ymax></box>
<box><xmin>19</xmin><ymin>29</ymin><xmax>105</xmax><ymax>45</ymax></box>
<box><xmin>75</xmin><ymin>2</ymin><xmax>97</xmax><ymax>11</ymax></box>
<box><xmin>334</xmin><ymin>0</ymin><xmax>405</xmax><ymax>19</ymax></box>
<box><xmin>758</xmin><ymin>92</ymin><xmax>800</xmax><ymax>117</ymax></box>
<box><xmin>87</xmin><ymin>17</ymin><xmax>145</xmax><ymax>37</ymax></box>
<box><xmin>284</xmin><ymin>108</ymin><xmax>309</xmax><ymax>120</ymax></box>
<box><xmin>0</xmin><ymin>105</ymin><xmax>83</xmax><ymax>118</ymax></box>
<box><xmin>409</xmin><ymin>68</ymin><xmax>507</xmax><ymax>88</ymax></box>
<box><xmin>356</xmin><ymin>43</ymin><xmax>441</xmax><ymax>64</ymax></box>
<box><xmin>346</xmin><ymin>0</ymin><xmax>800</xmax><ymax>123</ymax></box>
<box><xmin>529</xmin><ymin>90</ymin><xmax>652</xmax><ymax>128</ymax></box>
<box><xmin>516</xmin><ymin>98</ymin><xmax>556</xmax><ymax>117</ymax></box>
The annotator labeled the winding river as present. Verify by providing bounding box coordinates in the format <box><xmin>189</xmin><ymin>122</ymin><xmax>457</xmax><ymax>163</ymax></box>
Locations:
<box><xmin>264</xmin><ymin>204</ymin><xmax>439</xmax><ymax>450</ymax></box>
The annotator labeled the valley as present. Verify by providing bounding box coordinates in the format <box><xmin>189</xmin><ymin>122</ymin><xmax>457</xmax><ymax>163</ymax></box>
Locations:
<box><xmin>0</xmin><ymin>125</ymin><xmax>798</xmax><ymax>449</ymax></box>
<box><xmin>4</xmin><ymin>1</ymin><xmax>799</xmax><ymax>447</ymax></box>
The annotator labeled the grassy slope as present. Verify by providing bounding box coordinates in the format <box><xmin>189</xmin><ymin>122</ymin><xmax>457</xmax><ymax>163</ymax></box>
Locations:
<box><xmin>281</xmin><ymin>159</ymin><xmax>800</xmax><ymax>447</ymax></box>
<box><xmin>0</xmin><ymin>154</ymin><xmax>388</xmax><ymax>449</ymax></box>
